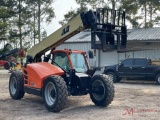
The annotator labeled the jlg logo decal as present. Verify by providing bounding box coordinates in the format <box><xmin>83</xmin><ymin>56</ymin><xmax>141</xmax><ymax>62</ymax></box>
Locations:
<box><xmin>61</xmin><ymin>25</ymin><xmax>70</xmax><ymax>36</ymax></box>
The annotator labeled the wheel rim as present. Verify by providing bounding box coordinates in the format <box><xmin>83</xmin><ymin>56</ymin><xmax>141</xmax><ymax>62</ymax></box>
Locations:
<box><xmin>92</xmin><ymin>80</ymin><xmax>105</xmax><ymax>101</ymax></box>
<box><xmin>10</xmin><ymin>77</ymin><xmax>17</xmax><ymax>95</ymax></box>
<box><xmin>107</xmin><ymin>73</ymin><xmax>114</xmax><ymax>81</ymax></box>
<box><xmin>158</xmin><ymin>76</ymin><xmax>160</xmax><ymax>83</ymax></box>
<box><xmin>45</xmin><ymin>82</ymin><xmax>57</xmax><ymax>106</ymax></box>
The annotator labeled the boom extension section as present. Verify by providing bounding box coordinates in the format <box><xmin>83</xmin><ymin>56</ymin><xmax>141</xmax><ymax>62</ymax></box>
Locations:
<box><xmin>27</xmin><ymin>8</ymin><xmax>127</xmax><ymax>61</ymax></box>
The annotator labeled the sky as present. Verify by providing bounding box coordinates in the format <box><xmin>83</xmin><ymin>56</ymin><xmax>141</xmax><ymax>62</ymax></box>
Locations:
<box><xmin>43</xmin><ymin>0</ymin><xmax>79</xmax><ymax>36</ymax></box>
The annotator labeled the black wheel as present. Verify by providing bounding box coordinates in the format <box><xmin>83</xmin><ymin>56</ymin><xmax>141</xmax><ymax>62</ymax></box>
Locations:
<box><xmin>4</xmin><ymin>62</ymin><xmax>10</xmax><ymax>70</ymax></box>
<box><xmin>9</xmin><ymin>71</ymin><xmax>25</xmax><ymax>99</ymax></box>
<box><xmin>105</xmin><ymin>72</ymin><xmax>118</xmax><ymax>83</ymax></box>
<box><xmin>155</xmin><ymin>74</ymin><xmax>160</xmax><ymax>85</ymax></box>
<box><xmin>90</xmin><ymin>74</ymin><xmax>115</xmax><ymax>107</ymax></box>
<box><xmin>42</xmin><ymin>75</ymin><xmax>68</xmax><ymax>112</ymax></box>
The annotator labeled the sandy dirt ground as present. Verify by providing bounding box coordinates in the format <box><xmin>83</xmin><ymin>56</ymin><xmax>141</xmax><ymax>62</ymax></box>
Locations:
<box><xmin>0</xmin><ymin>69</ymin><xmax>160</xmax><ymax>120</ymax></box>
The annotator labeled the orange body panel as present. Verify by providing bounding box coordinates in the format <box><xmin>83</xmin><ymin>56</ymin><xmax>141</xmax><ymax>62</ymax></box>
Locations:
<box><xmin>24</xmin><ymin>62</ymin><xmax>64</xmax><ymax>88</ymax></box>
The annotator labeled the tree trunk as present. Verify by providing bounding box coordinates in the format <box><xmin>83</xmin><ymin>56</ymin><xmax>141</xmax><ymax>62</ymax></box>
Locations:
<box><xmin>112</xmin><ymin>0</ymin><xmax>115</xmax><ymax>10</ymax></box>
<box><xmin>18</xmin><ymin>0</ymin><xmax>22</xmax><ymax>63</ymax></box>
<box><xmin>111</xmin><ymin>0</ymin><xmax>115</xmax><ymax>25</ymax></box>
<box><xmin>19</xmin><ymin>0</ymin><xmax>22</xmax><ymax>49</ymax></box>
<box><xmin>34</xmin><ymin>11</ymin><xmax>36</xmax><ymax>45</ymax></box>
<box><xmin>144</xmin><ymin>1</ymin><xmax>147</xmax><ymax>28</ymax></box>
<box><xmin>149</xmin><ymin>1</ymin><xmax>153</xmax><ymax>27</ymax></box>
<box><xmin>38</xmin><ymin>0</ymin><xmax>41</xmax><ymax>42</ymax></box>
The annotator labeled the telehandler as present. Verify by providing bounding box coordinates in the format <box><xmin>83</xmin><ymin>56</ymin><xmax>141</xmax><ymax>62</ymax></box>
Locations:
<box><xmin>0</xmin><ymin>43</ymin><xmax>19</xmax><ymax>70</ymax></box>
<box><xmin>9</xmin><ymin>8</ymin><xmax>127</xmax><ymax>112</ymax></box>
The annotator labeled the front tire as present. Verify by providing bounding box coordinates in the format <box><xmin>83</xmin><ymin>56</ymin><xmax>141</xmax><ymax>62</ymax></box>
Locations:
<box><xmin>4</xmin><ymin>62</ymin><xmax>10</xmax><ymax>70</ymax></box>
<box><xmin>42</xmin><ymin>75</ymin><xmax>68</xmax><ymax>112</ymax></box>
<box><xmin>90</xmin><ymin>74</ymin><xmax>114</xmax><ymax>107</ymax></box>
<box><xmin>9</xmin><ymin>71</ymin><xmax>25</xmax><ymax>99</ymax></box>
<box><xmin>155</xmin><ymin>74</ymin><xmax>160</xmax><ymax>85</ymax></box>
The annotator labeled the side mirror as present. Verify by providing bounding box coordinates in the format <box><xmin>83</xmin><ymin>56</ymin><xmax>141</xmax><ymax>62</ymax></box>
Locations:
<box><xmin>119</xmin><ymin>63</ymin><xmax>124</xmax><ymax>66</ymax></box>
<box><xmin>88</xmin><ymin>51</ymin><xmax>94</xmax><ymax>59</ymax></box>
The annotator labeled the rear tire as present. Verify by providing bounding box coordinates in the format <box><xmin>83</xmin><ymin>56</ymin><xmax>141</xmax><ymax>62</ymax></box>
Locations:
<box><xmin>105</xmin><ymin>72</ymin><xmax>119</xmax><ymax>83</ymax></box>
<box><xmin>90</xmin><ymin>74</ymin><xmax>114</xmax><ymax>107</ymax></box>
<box><xmin>9</xmin><ymin>71</ymin><xmax>25</xmax><ymax>99</ymax></box>
<box><xmin>155</xmin><ymin>74</ymin><xmax>160</xmax><ymax>85</ymax></box>
<box><xmin>4</xmin><ymin>62</ymin><xmax>10</xmax><ymax>70</ymax></box>
<box><xmin>42</xmin><ymin>75</ymin><xmax>68</xmax><ymax>112</ymax></box>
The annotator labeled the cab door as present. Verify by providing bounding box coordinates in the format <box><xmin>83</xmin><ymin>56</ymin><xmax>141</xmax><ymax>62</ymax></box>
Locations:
<box><xmin>118</xmin><ymin>59</ymin><xmax>134</xmax><ymax>77</ymax></box>
<box><xmin>52</xmin><ymin>52</ymin><xmax>71</xmax><ymax>71</ymax></box>
<box><xmin>131</xmin><ymin>59</ymin><xmax>147</xmax><ymax>77</ymax></box>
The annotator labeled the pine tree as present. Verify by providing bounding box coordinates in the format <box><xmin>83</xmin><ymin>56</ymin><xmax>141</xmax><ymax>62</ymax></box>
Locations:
<box><xmin>60</xmin><ymin>0</ymin><xmax>160</xmax><ymax>28</ymax></box>
<box><xmin>0</xmin><ymin>0</ymin><xmax>56</xmax><ymax>50</ymax></box>
<box><xmin>0</xmin><ymin>0</ymin><xmax>15</xmax><ymax>45</ymax></box>
<box><xmin>26</xmin><ymin>0</ymin><xmax>55</xmax><ymax>43</ymax></box>
<box><xmin>121</xmin><ymin>0</ymin><xmax>160</xmax><ymax>28</ymax></box>
<box><xmin>59</xmin><ymin>0</ymin><xmax>121</xmax><ymax>26</ymax></box>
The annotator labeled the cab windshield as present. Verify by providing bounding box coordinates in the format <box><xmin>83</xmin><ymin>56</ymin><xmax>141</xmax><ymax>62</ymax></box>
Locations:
<box><xmin>53</xmin><ymin>52</ymin><xmax>88</xmax><ymax>73</ymax></box>
<box><xmin>70</xmin><ymin>53</ymin><xmax>88</xmax><ymax>73</ymax></box>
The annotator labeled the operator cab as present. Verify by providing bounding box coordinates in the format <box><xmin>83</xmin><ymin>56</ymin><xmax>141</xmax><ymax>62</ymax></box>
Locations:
<box><xmin>51</xmin><ymin>49</ymin><xmax>89</xmax><ymax>73</ymax></box>
<box><xmin>49</xmin><ymin>49</ymin><xmax>94</xmax><ymax>95</ymax></box>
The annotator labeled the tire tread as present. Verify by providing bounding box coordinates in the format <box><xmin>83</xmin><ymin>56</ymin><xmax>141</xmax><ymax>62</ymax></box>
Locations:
<box><xmin>9</xmin><ymin>71</ymin><xmax>25</xmax><ymax>99</ymax></box>
<box><xmin>90</xmin><ymin>74</ymin><xmax>115</xmax><ymax>106</ymax></box>
<box><xmin>43</xmin><ymin>75</ymin><xmax>68</xmax><ymax>112</ymax></box>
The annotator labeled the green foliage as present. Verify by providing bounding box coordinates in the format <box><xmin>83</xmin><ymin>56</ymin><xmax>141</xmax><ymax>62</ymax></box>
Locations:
<box><xmin>0</xmin><ymin>0</ymin><xmax>14</xmax><ymax>43</ymax></box>
<box><xmin>59</xmin><ymin>0</ymin><xmax>104</xmax><ymax>26</ymax></box>
<box><xmin>59</xmin><ymin>6</ymin><xmax>87</xmax><ymax>26</ymax></box>
<box><xmin>121</xmin><ymin>0</ymin><xmax>160</xmax><ymax>28</ymax></box>
<box><xmin>24</xmin><ymin>0</ymin><xmax>55</xmax><ymax>43</ymax></box>
<box><xmin>60</xmin><ymin>0</ymin><xmax>160</xmax><ymax>28</ymax></box>
<box><xmin>0</xmin><ymin>0</ymin><xmax>56</xmax><ymax>50</ymax></box>
<box><xmin>59</xmin><ymin>0</ymin><xmax>121</xmax><ymax>26</ymax></box>
<box><xmin>154</xmin><ymin>16</ymin><xmax>160</xmax><ymax>26</ymax></box>
<box><xmin>0</xmin><ymin>43</ymin><xmax>13</xmax><ymax>55</ymax></box>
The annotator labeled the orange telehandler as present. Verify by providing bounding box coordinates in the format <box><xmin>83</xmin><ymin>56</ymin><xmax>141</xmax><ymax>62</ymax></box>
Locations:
<box><xmin>9</xmin><ymin>8</ymin><xmax>127</xmax><ymax>112</ymax></box>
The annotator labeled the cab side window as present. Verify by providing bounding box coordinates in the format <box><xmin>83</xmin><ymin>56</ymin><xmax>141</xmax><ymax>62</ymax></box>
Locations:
<box><xmin>53</xmin><ymin>52</ymin><xmax>70</xmax><ymax>71</ymax></box>
<box><xmin>122</xmin><ymin>59</ymin><xmax>133</xmax><ymax>66</ymax></box>
<box><xmin>134</xmin><ymin>59</ymin><xmax>147</xmax><ymax>66</ymax></box>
